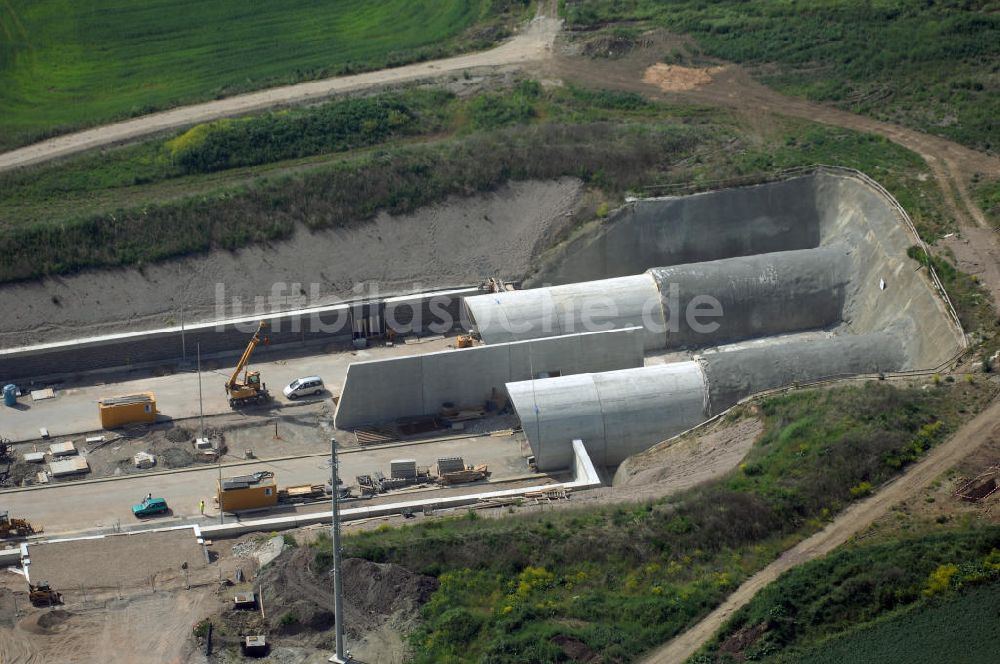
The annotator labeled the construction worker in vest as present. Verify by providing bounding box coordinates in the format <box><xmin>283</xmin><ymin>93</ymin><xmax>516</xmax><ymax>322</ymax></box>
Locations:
<box><xmin>199</xmin><ymin>499</ymin><xmax>205</xmax><ymax>515</ymax></box>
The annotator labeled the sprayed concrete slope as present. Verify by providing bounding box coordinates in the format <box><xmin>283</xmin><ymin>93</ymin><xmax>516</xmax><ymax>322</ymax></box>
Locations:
<box><xmin>488</xmin><ymin>170</ymin><xmax>965</xmax><ymax>470</ymax></box>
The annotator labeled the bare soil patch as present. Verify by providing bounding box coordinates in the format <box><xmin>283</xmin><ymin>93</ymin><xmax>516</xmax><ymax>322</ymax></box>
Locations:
<box><xmin>612</xmin><ymin>414</ymin><xmax>762</xmax><ymax>494</ymax></box>
<box><xmin>0</xmin><ymin>590</ymin><xmax>218</xmax><ymax>664</ymax></box>
<box><xmin>940</xmin><ymin>227</ymin><xmax>1000</xmax><ymax>311</ymax></box>
<box><xmin>642</xmin><ymin>63</ymin><xmax>725</xmax><ymax>91</ymax></box>
<box><xmin>203</xmin><ymin>547</ymin><xmax>437</xmax><ymax>663</ymax></box>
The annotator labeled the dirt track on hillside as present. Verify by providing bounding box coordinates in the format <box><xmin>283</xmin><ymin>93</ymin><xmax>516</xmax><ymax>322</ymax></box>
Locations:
<box><xmin>0</xmin><ymin>14</ymin><xmax>561</xmax><ymax>173</ymax></box>
<box><xmin>641</xmin><ymin>396</ymin><xmax>1000</xmax><ymax>664</ymax></box>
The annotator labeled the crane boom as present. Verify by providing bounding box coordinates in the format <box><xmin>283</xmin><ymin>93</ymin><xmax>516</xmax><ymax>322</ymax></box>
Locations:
<box><xmin>227</xmin><ymin>321</ymin><xmax>267</xmax><ymax>390</ymax></box>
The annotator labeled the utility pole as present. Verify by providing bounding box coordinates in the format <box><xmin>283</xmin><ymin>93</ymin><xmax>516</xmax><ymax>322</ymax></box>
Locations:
<box><xmin>328</xmin><ymin>437</ymin><xmax>349</xmax><ymax>663</ymax></box>
<box><xmin>198</xmin><ymin>343</ymin><xmax>205</xmax><ymax>440</ymax></box>
<box><xmin>198</xmin><ymin>341</ymin><xmax>225</xmax><ymax>523</ymax></box>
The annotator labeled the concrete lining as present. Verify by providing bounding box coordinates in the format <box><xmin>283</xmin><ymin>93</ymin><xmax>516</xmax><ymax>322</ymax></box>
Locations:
<box><xmin>507</xmin><ymin>362</ymin><xmax>709</xmax><ymax>471</ymax></box>
<box><xmin>497</xmin><ymin>169</ymin><xmax>966</xmax><ymax>470</ymax></box>
<box><xmin>699</xmin><ymin>330</ymin><xmax>907</xmax><ymax>414</ymax></box>
<box><xmin>510</xmin><ymin>331</ymin><xmax>909</xmax><ymax>471</ymax></box>
<box><xmin>334</xmin><ymin>327</ymin><xmax>644</xmax><ymax>428</ymax></box>
<box><xmin>465</xmin><ymin>274</ymin><xmax>664</xmax><ymax>349</ymax></box>
<box><xmin>649</xmin><ymin>244</ymin><xmax>850</xmax><ymax>349</ymax></box>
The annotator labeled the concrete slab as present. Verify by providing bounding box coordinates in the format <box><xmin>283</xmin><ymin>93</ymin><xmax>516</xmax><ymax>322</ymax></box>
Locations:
<box><xmin>48</xmin><ymin>457</ymin><xmax>90</xmax><ymax>477</ymax></box>
<box><xmin>27</xmin><ymin>529</ymin><xmax>206</xmax><ymax>589</ymax></box>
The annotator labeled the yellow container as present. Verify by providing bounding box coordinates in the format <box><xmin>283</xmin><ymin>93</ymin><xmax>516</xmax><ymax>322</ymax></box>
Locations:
<box><xmin>98</xmin><ymin>392</ymin><xmax>157</xmax><ymax>429</ymax></box>
<box><xmin>217</xmin><ymin>479</ymin><xmax>279</xmax><ymax>512</ymax></box>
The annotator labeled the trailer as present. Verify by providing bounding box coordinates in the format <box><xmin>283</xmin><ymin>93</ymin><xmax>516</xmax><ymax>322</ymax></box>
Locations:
<box><xmin>98</xmin><ymin>393</ymin><xmax>157</xmax><ymax>428</ymax></box>
<box><xmin>437</xmin><ymin>463</ymin><xmax>491</xmax><ymax>485</ymax></box>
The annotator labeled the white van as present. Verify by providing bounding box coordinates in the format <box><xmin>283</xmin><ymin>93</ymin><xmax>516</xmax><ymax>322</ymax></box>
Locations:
<box><xmin>282</xmin><ymin>376</ymin><xmax>325</xmax><ymax>399</ymax></box>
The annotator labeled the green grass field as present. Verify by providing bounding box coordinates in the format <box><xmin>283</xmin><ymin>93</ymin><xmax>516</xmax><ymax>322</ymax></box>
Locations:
<box><xmin>0</xmin><ymin>0</ymin><xmax>524</xmax><ymax>150</ymax></box>
<box><xmin>789</xmin><ymin>583</ymin><xmax>1000</xmax><ymax>664</ymax></box>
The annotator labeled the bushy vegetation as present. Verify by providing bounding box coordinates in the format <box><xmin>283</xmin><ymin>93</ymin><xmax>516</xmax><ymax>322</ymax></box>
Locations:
<box><xmin>323</xmin><ymin>381</ymin><xmax>991</xmax><ymax>663</ymax></box>
<box><xmin>693</xmin><ymin>527</ymin><xmax>1000</xmax><ymax>663</ymax></box>
<box><xmin>562</xmin><ymin>0</ymin><xmax>1000</xmax><ymax>152</ymax></box>
<box><xmin>0</xmin><ymin>0</ymin><xmax>530</xmax><ymax>150</ymax></box>
<box><xmin>467</xmin><ymin>80</ymin><xmax>543</xmax><ymax>129</ymax></box>
<box><xmin>166</xmin><ymin>90</ymin><xmax>454</xmax><ymax>174</ymax></box>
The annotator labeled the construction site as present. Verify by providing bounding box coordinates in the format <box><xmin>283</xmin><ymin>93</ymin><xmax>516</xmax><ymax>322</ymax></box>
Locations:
<box><xmin>0</xmin><ymin>161</ymin><xmax>974</xmax><ymax>661</ymax></box>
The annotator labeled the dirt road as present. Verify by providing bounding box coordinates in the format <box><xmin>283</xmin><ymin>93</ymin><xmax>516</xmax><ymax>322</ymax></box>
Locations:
<box><xmin>0</xmin><ymin>14</ymin><xmax>561</xmax><ymax>173</ymax></box>
<box><xmin>641</xmin><ymin>396</ymin><xmax>1000</xmax><ymax>664</ymax></box>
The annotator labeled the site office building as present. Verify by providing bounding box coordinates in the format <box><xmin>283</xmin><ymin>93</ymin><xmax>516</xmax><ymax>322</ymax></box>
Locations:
<box><xmin>217</xmin><ymin>474</ymin><xmax>279</xmax><ymax>512</ymax></box>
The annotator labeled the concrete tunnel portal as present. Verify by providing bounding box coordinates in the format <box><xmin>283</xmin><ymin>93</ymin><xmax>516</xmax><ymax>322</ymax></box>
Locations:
<box><xmin>335</xmin><ymin>169</ymin><xmax>964</xmax><ymax>472</ymax></box>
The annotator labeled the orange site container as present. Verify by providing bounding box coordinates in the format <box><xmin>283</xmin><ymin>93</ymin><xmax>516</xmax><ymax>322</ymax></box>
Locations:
<box><xmin>217</xmin><ymin>475</ymin><xmax>279</xmax><ymax>512</ymax></box>
<box><xmin>98</xmin><ymin>392</ymin><xmax>157</xmax><ymax>429</ymax></box>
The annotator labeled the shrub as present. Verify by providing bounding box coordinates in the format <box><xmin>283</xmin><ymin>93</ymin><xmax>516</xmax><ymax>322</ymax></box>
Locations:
<box><xmin>923</xmin><ymin>563</ymin><xmax>959</xmax><ymax>597</ymax></box>
<box><xmin>849</xmin><ymin>482</ymin><xmax>874</xmax><ymax>498</ymax></box>
<box><xmin>192</xmin><ymin>619</ymin><xmax>211</xmax><ymax>638</ymax></box>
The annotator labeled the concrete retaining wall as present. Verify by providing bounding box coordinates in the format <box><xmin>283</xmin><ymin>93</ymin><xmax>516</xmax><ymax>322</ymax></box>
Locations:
<box><xmin>334</xmin><ymin>327</ymin><xmax>644</xmax><ymax>429</ymax></box>
<box><xmin>477</xmin><ymin>171</ymin><xmax>963</xmax><ymax>370</ymax></box>
<box><xmin>813</xmin><ymin>173</ymin><xmax>963</xmax><ymax>368</ymax></box>
<box><xmin>0</xmin><ymin>287</ymin><xmax>478</xmax><ymax>383</ymax></box>
<box><xmin>528</xmin><ymin>175</ymin><xmax>820</xmax><ymax>286</ymax></box>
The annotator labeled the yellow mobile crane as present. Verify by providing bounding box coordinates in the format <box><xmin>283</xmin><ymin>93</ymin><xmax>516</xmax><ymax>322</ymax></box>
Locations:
<box><xmin>226</xmin><ymin>321</ymin><xmax>271</xmax><ymax>408</ymax></box>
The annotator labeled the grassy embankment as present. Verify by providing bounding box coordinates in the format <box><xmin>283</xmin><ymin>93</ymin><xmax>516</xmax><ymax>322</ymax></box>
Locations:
<box><xmin>0</xmin><ymin>0</ymin><xmax>531</xmax><ymax>150</ymax></box>
<box><xmin>0</xmin><ymin>83</ymin><xmax>960</xmax><ymax>283</ymax></box>
<box><xmin>309</xmin><ymin>381</ymin><xmax>994</xmax><ymax>663</ymax></box>
<box><xmin>561</xmin><ymin>0</ymin><xmax>1000</xmax><ymax>153</ymax></box>
<box><xmin>692</xmin><ymin>527</ymin><xmax>1000</xmax><ymax>663</ymax></box>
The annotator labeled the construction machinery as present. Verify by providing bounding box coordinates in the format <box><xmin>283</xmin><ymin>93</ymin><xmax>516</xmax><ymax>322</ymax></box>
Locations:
<box><xmin>29</xmin><ymin>582</ymin><xmax>61</xmax><ymax>606</ymax></box>
<box><xmin>226</xmin><ymin>321</ymin><xmax>270</xmax><ymax>408</ymax></box>
<box><xmin>356</xmin><ymin>463</ymin><xmax>434</xmax><ymax>496</ymax></box>
<box><xmin>0</xmin><ymin>511</ymin><xmax>38</xmax><ymax>538</ymax></box>
<box><xmin>356</xmin><ymin>457</ymin><xmax>490</xmax><ymax>495</ymax></box>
